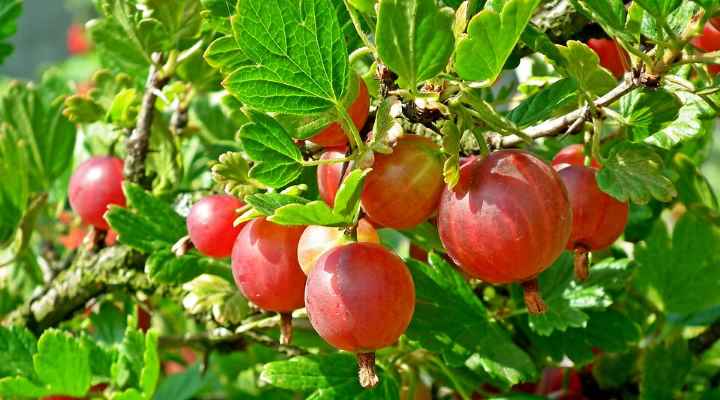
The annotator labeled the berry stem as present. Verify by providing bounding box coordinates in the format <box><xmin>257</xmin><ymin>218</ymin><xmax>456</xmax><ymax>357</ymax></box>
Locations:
<box><xmin>573</xmin><ymin>244</ymin><xmax>590</xmax><ymax>282</ymax></box>
<box><xmin>357</xmin><ymin>352</ymin><xmax>379</xmax><ymax>389</ymax></box>
<box><xmin>279</xmin><ymin>312</ymin><xmax>293</xmax><ymax>345</ymax></box>
<box><xmin>522</xmin><ymin>278</ymin><xmax>548</xmax><ymax>315</ymax></box>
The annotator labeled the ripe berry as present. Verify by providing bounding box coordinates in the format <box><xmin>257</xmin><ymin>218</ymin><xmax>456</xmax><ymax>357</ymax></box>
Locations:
<box><xmin>305</xmin><ymin>242</ymin><xmax>415</xmax><ymax>388</ymax></box>
<box><xmin>69</xmin><ymin>156</ymin><xmax>126</xmax><ymax>230</ymax></box>
<box><xmin>297</xmin><ymin>218</ymin><xmax>379</xmax><ymax>275</ymax></box>
<box><xmin>551</xmin><ymin>144</ymin><xmax>601</xmax><ymax>169</ymax></box>
<box><xmin>691</xmin><ymin>22</ymin><xmax>720</xmax><ymax>75</ymax></box>
<box><xmin>67</xmin><ymin>23</ymin><xmax>90</xmax><ymax>55</ymax></box>
<box><xmin>361</xmin><ymin>135</ymin><xmax>444</xmax><ymax>229</ymax></box>
<box><xmin>231</xmin><ymin>218</ymin><xmax>306</xmax><ymax>344</ymax></box>
<box><xmin>586</xmin><ymin>38</ymin><xmax>627</xmax><ymax>79</ymax></box>
<box><xmin>316</xmin><ymin>147</ymin><xmax>348</xmax><ymax>206</ymax></box>
<box><xmin>555</xmin><ymin>165</ymin><xmax>628</xmax><ymax>280</ymax></box>
<box><xmin>186</xmin><ymin>195</ymin><xmax>245</xmax><ymax>258</ymax></box>
<box><xmin>310</xmin><ymin>78</ymin><xmax>370</xmax><ymax>147</ymax></box>
<box><xmin>438</xmin><ymin>150</ymin><xmax>572</xmax><ymax>314</ymax></box>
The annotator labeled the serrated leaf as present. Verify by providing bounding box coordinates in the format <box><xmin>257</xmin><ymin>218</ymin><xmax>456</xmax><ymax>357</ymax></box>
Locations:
<box><xmin>80</xmin><ymin>334</ymin><xmax>116</xmax><ymax>380</ymax></box>
<box><xmin>635</xmin><ymin>211</ymin><xmax>720</xmax><ymax>316</ymax></box>
<box><xmin>0</xmin><ymin>129</ymin><xmax>29</xmax><ymax>245</ymax></box>
<box><xmin>556</xmin><ymin>41</ymin><xmax>617</xmax><ymax>97</ymax></box>
<box><xmin>376</xmin><ymin>0</ymin><xmax>454</xmax><ymax>88</ymax></box>
<box><xmin>406</xmin><ymin>254</ymin><xmax>536</xmax><ymax>385</ymax></box>
<box><xmin>210</xmin><ymin>152</ymin><xmax>255</xmax><ymax>197</ymax></box>
<box><xmin>140</xmin><ymin>331</ymin><xmax>159</xmax><ymax>397</ymax></box>
<box><xmin>461</xmin><ymin>87</ymin><xmax>524</xmax><ymax>137</ymax></box>
<box><xmin>596</xmin><ymin>143</ymin><xmax>676</xmax><ymax>204</ymax></box>
<box><xmin>204</xmin><ymin>35</ymin><xmax>249</xmax><ymax>73</ymax></box>
<box><xmin>244</xmin><ymin>192</ymin><xmax>310</xmax><ymax>216</ymax></box>
<box><xmin>634</xmin><ymin>0</ymin><xmax>682</xmax><ymax>18</ymax></box>
<box><xmin>262</xmin><ymin>353</ymin><xmax>399</xmax><ymax>399</ymax></box>
<box><xmin>0</xmin><ymin>376</ymin><xmax>49</xmax><ymax>398</ymax></box>
<box><xmin>0</xmin><ymin>0</ymin><xmax>21</xmax><ymax>64</ymax></box>
<box><xmin>441</xmin><ymin>120</ymin><xmax>461</xmax><ymax>188</ymax></box>
<box><xmin>0</xmin><ymin>326</ymin><xmax>36</xmax><ymax>378</ymax></box>
<box><xmin>183</xmin><ymin>274</ymin><xmax>251</xmax><ymax>325</ymax></box>
<box><xmin>146</xmin><ymin>250</ymin><xmax>233</xmax><ymax>285</ymax></box>
<box><xmin>34</xmin><ymin>329</ymin><xmax>91</xmax><ymax>397</ymax></box>
<box><xmin>62</xmin><ymin>95</ymin><xmax>106</xmax><ymax>123</ymax></box>
<box><xmin>640</xmin><ymin>339</ymin><xmax>692</xmax><ymax>400</ymax></box>
<box><xmin>269</xmin><ymin>201</ymin><xmax>346</xmax><ymax>226</ymax></box>
<box><xmin>331</xmin><ymin>168</ymin><xmax>370</xmax><ymax>218</ymax></box>
<box><xmin>106</xmin><ymin>183</ymin><xmax>187</xmax><ymax>253</ymax></box>
<box><xmin>645</xmin><ymin>91</ymin><xmax>714</xmax><ymax>149</ymax></box>
<box><xmin>112</xmin><ymin>322</ymin><xmax>146</xmax><ymax>390</ymax></box>
<box><xmin>225</xmin><ymin>0</ymin><xmax>348</xmax><ymax>114</ymax></box>
<box><xmin>239</xmin><ymin>112</ymin><xmax>304</xmax><ymax>188</ymax></box>
<box><xmin>570</xmin><ymin>0</ymin><xmax>634</xmax><ymax>44</ymax></box>
<box><xmin>454</xmin><ymin>0</ymin><xmax>541</xmax><ymax>82</ymax></box>
<box><xmin>507</xmin><ymin>78</ymin><xmax>578</xmax><ymax>128</ymax></box>
<box><xmin>619</xmin><ymin>89</ymin><xmax>681</xmax><ymax>141</ymax></box>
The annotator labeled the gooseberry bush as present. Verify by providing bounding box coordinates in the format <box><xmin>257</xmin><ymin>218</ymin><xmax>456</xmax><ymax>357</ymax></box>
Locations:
<box><xmin>1</xmin><ymin>0</ymin><xmax>720</xmax><ymax>398</ymax></box>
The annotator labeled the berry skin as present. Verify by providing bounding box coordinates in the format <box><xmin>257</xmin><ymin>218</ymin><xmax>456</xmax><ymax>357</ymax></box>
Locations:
<box><xmin>555</xmin><ymin>165</ymin><xmax>628</xmax><ymax>280</ymax></box>
<box><xmin>305</xmin><ymin>242</ymin><xmax>415</xmax><ymax>387</ymax></box>
<box><xmin>297</xmin><ymin>218</ymin><xmax>379</xmax><ymax>275</ymax></box>
<box><xmin>316</xmin><ymin>147</ymin><xmax>348</xmax><ymax>206</ymax></box>
<box><xmin>231</xmin><ymin>218</ymin><xmax>306</xmax><ymax>313</ymax></box>
<box><xmin>69</xmin><ymin>156</ymin><xmax>126</xmax><ymax>230</ymax></box>
<box><xmin>187</xmin><ymin>195</ymin><xmax>245</xmax><ymax>258</ymax></box>
<box><xmin>438</xmin><ymin>150</ymin><xmax>572</xmax><ymax>314</ymax></box>
<box><xmin>551</xmin><ymin>144</ymin><xmax>601</xmax><ymax>169</ymax></box>
<box><xmin>67</xmin><ymin>23</ymin><xmax>90</xmax><ymax>55</ymax></box>
<box><xmin>361</xmin><ymin>135</ymin><xmax>444</xmax><ymax>229</ymax></box>
<box><xmin>691</xmin><ymin>22</ymin><xmax>720</xmax><ymax>75</ymax></box>
<box><xmin>309</xmin><ymin>78</ymin><xmax>370</xmax><ymax>147</ymax></box>
<box><xmin>586</xmin><ymin>38</ymin><xmax>627</xmax><ymax>79</ymax></box>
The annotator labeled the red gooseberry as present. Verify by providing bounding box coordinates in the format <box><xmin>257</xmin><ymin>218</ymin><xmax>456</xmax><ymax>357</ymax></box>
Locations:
<box><xmin>186</xmin><ymin>195</ymin><xmax>245</xmax><ymax>258</ymax></box>
<box><xmin>69</xmin><ymin>156</ymin><xmax>126</xmax><ymax>230</ymax></box>
<box><xmin>361</xmin><ymin>135</ymin><xmax>444</xmax><ymax>229</ymax></box>
<box><xmin>67</xmin><ymin>23</ymin><xmax>90</xmax><ymax>55</ymax></box>
<box><xmin>231</xmin><ymin>218</ymin><xmax>306</xmax><ymax>344</ymax></box>
<box><xmin>309</xmin><ymin>78</ymin><xmax>370</xmax><ymax>147</ymax></box>
<box><xmin>551</xmin><ymin>144</ymin><xmax>601</xmax><ymax>169</ymax></box>
<box><xmin>438</xmin><ymin>150</ymin><xmax>572</xmax><ymax>314</ymax></box>
<box><xmin>586</xmin><ymin>38</ymin><xmax>628</xmax><ymax>79</ymax></box>
<box><xmin>305</xmin><ymin>242</ymin><xmax>415</xmax><ymax>388</ymax></box>
<box><xmin>316</xmin><ymin>147</ymin><xmax>348</xmax><ymax>206</ymax></box>
<box><xmin>554</xmin><ymin>164</ymin><xmax>628</xmax><ymax>280</ymax></box>
<box><xmin>297</xmin><ymin>218</ymin><xmax>379</xmax><ymax>275</ymax></box>
<box><xmin>691</xmin><ymin>22</ymin><xmax>720</xmax><ymax>75</ymax></box>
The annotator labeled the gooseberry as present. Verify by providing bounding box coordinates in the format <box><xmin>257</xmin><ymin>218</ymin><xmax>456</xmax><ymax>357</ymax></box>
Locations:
<box><xmin>691</xmin><ymin>22</ymin><xmax>720</xmax><ymax>75</ymax></box>
<box><xmin>316</xmin><ymin>147</ymin><xmax>348</xmax><ymax>206</ymax></box>
<box><xmin>231</xmin><ymin>218</ymin><xmax>306</xmax><ymax>344</ymax></box>
<box><xmin>297</xmin><ymin>218</ymin><xmax>379</xmax><ymax>275</ymax></box>
<box><xmin>586</xmin><ymin>38</ymin><xmax>628</xmax><ymax>79</ymax></box>
<box><xmin>187</xmin><ymin>194</ymin><xmax>245</xmax><ymax>258</ymax></box>
<box><xmin>361</xmin><ymin>135</ymin><xmax>444</xmax><ymax>229</ymax></box>
<box><xmin>305</xmin><ymin>242</ymin><xmax>415</xmax><ymax>388</ymax></box>
<box><xmin>69</xmin><ymin>156</ymin><xmax>126</xmax><ymax>230</ymax></box>
<box><xmin>555</xmin><ymin>165</ymin><xmax>628</xmax><ymax>280</ymax></box>
<box><xmin>309</xmin><ymin>78</ymin><xmax>369</xmax><ymax>147</ymax></box>
<box><xmin>438</xmin><ymin>150</ymin><xmax>572</xmax><ymax>314</ymax></box>
<box><xmin>551</xmin><ymin>144</ymin><xmax>601</xmax><ymax>169</ymax></box>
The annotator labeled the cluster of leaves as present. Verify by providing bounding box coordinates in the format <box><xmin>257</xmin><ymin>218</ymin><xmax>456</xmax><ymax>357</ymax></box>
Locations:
<box><xmin>0</xmin><ymin>0</ymin><xmax>719</xmax><ymax>399</ymax></box>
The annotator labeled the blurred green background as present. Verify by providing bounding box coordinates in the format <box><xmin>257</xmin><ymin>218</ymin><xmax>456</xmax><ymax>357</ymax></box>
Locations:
<box><xmin>1</xmin><ymin>0</ymin><xmax>718</xmax><ymax>191</ymax></box>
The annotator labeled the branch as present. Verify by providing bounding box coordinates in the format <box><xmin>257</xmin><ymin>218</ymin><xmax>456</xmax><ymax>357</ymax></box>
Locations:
<box><xmin>499</xmin><ymin>77</ymin><xmax>638</xmax><ymax>148</ymax></box>
<box><xmin>123</xmin><ymin>52</ymin><xmax>171</xmax><ymax>188</ymax></box>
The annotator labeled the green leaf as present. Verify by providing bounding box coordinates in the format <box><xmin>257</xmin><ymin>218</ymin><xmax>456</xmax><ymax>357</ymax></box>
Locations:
<box><xmin>146</xmin><ymin>250</ymin><xmax>233</xmax><ymax>285</ymax></box>
<box><xmin>0</xmin><ymin>376</ymin><xmax>49</xmax><ymax>398</ymax></box>
<box><xmin>556</xmin><ymin>41</ymin><xmax>617</xmax><ymax>97</ymax></box>
<box><xmin>399</xmin><ymin>222</ymin><xmax>445</xmax><ymax>254</ymax></box>
<box><xmin>203</xmin><ymin>35</ymin><xmax>250</xmax><ymax>74</ymax></box>
<box><xmin>239</xmin><ymin>112</ymin><xmax>304</xmax><ymax>188</ymax></box>
<box><xmin>262</xmin><ymin>353</ymin><xmax>399</xmax><ymax>399</ymax></box>
<box><xmin>441</xmin><ymin>120</ymin><xmax>461</xmax><ymax>188</ymax></box>
<box><xmin>640</xmin><ymin>339</ymin><xmax>692</xmax><ymax>400</ymax></box>
<box><xmin>520</xmin><ymin>24</ymin><xmax>567</xmax><ymax>70</ymax></box>
<box><xmin>0</xmin><ymin>80</ymin><xmax>76</xmax><ymax>192</ymax></box>
<box><xmin>527</xmin><ymin>253</ymin><xmax>611</xmax><ymax>336</ymax></box>
<box><xmin>140</xmin><ymin>331</ymin><xmax>159</xmax><ymax>398</ymax></box>
<box><xmin>112</xmin><ymin>321</ymin><xmax>146</xmax><ymax>390</ymax></box>
<box><xmin>34</xmin><ymin>329</ymin><xmax>91</xmax><ymax>397</ymax></box>
<box><xmin>106</xmin><ymin>183</ymin><xmax>187</xmax><ymax>253</ymax></box>
<box><xmin>619</xmin><ymin>89</ymin><xmax>681</xmax><ymax>141</ymax></box>
<box><xmin>182</xmin><ymin>274</ymin><xmax>251</xmax><ymax>325</ymax></box>
<box><xmin>673</xmin><ymin>154</ymin><xmax>719</xmax><ymax>211</ymax></box>
<box><xmin>0</xmin><ymin>0</ymin><xmax>20</xmax><ymax>64</ymax></box>
<box><xmin>210</xmin><ymin>152</ymin><xmax>255</xmax><ymax>197</ymax></box>
<box><xmin>635</xmin><ymin>211</ymin><xmax>720</xmax><ymax>316</ymax></box>
<box><xmin>570</xmin><ymin>0</ymin><xmax>633</xmax><ymax>43</ymax></box>
<box><xmin>461</xmin><ymin>87</ymin><xmax>524</xmax><ymax>137</ymax></box>
<box><xmin>507</xmin><ymin>79</ymin><xmax>578</xmax><ymax>128</ymax></box>
<box><xmin>691</xmin><ymin>0</ymin><xmax>720</xmax><ymax>12</ymax></box>
<box><xmin>454</xmin><ymin>0</ymin><xmax>541</xmax><ymax>82</ymax></box>
<box><xmin>225</xmin><ymin>0</ymin><xmax>348</xmax><ymax>114</ymax></box>
<box><xmin>142</xmin><ymin>0</ymin><xmax>202</xmax><ymax>45</ymax></box>
<box><xmin>0</xmin><ymin>326</ymin><xmax>36</xmax><ymax>379</ymax></box>
<box><xmin>645</xmin><ymin>91</ymin><xmax>715</xmax><ymax>149</ymax></box>
<box><xmin>330</xmin><ymin>168</ymin><xmax>370</xmax><ymax>218</ymax></box>
<box><xmin>244</xmin><ymin>192</ymin><xmax>310</xmax><ymax>216</ymax></box>
<box><xmin>89</xmin><ymin>303</ymin><xmax>127</xmax><ymax>345</ymax></box>
<box><xmin>596</xmin><ymin>143</ymin><xmax>676</xmax><ymax>204</ymax></box>
<box><xmin>375</xmin><ymin>0</ymin><xmax>454</xmax><ymax>88</ymax></box>
<box><xmin>80</xmin><ymin>334</ymin><xmax>116</xmax><ymax>379</ymax></box>
<box><xmin>153</xmin><ymin>363</ymin><xmax>208</xmax><ymax>400</ymax></box>
<box><xmin>0</xmin><ymin>128</ymin><xmax>29</xmax><ymax>245</ymax></box>
<box><xmin>634</xmin><ymin>0</ymin><xmax>682</xmax><ymax>18</ymax></box>
<box><xmin>406</xmin><ymin>254</ymin><xmax>536</xmax><ymax>385</ymax></box>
